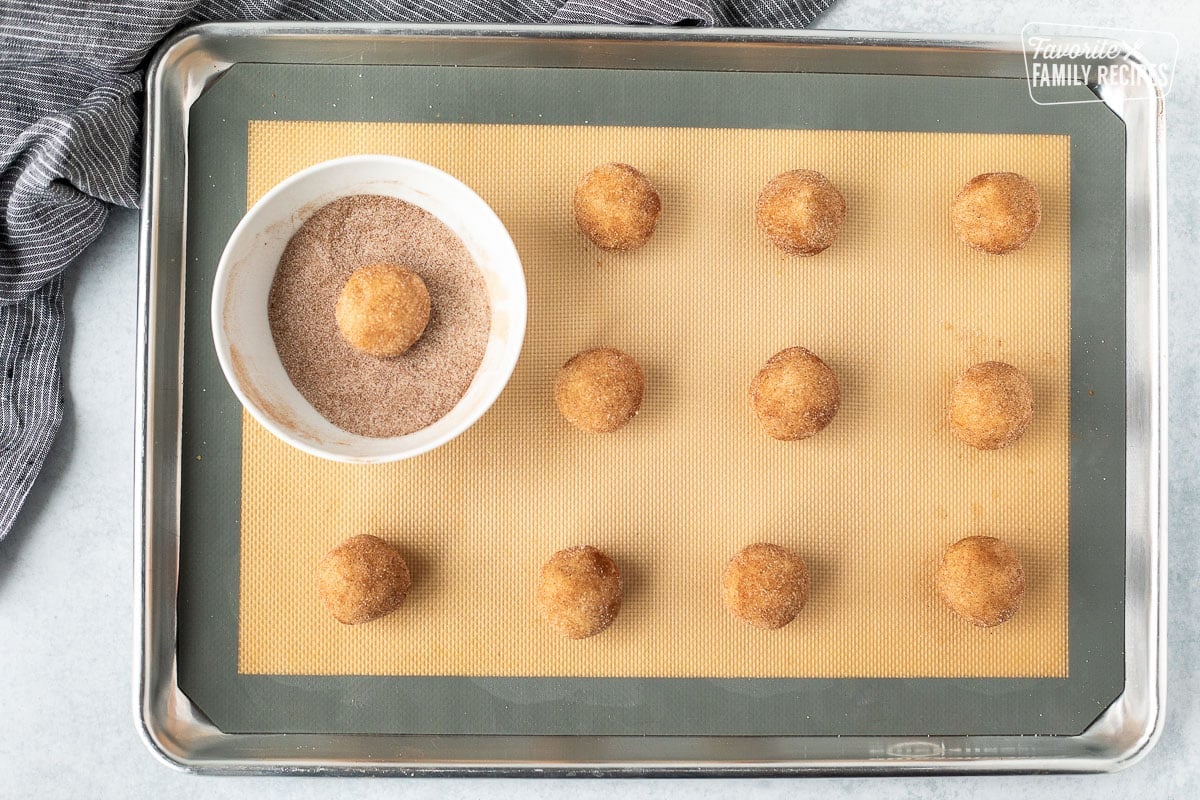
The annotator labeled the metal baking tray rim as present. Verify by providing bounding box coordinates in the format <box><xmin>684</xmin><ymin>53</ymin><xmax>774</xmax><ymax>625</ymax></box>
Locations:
<box><xmin>134</xmin><ymin>21</ymin><xmax>1166</xmax><ymax>776</ymax></box>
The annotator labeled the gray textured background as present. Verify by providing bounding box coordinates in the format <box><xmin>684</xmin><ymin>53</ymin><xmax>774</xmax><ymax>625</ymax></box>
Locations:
<box><xmin>1</xmin><ymin>0</ymin><xmax>1196</xmax><ymax>796</ymax></box>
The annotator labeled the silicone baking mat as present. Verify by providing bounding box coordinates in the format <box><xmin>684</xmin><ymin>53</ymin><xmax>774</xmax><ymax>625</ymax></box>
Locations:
<box><xmin>175</xmin><ymin>63</ymin><xmax>1127</xmax><ymax>736</ymax></box>
<box><xmin>238</xmin><ymin>121</ymin><xmax>1070</xmax><ymax>679</ymax></box>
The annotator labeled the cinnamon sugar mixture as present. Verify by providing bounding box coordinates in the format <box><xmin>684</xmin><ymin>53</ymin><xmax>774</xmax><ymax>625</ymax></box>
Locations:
<box><xmin>268</xmin><ymin>195</ymin><xmax>491</xmax><ymax>438</ymax></box>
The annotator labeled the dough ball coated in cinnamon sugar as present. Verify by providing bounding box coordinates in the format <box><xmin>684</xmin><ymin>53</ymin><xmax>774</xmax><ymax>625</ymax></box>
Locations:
<box><xmin>755</xmin><ymin>169</ymin><xmax>847</xmax><ymax>256</ymax></box>
<box><xmin>573</xmin><ymin>163</ymin><xmax>662</xmax><ymax>251</ymax></box>
<box><xmin>536</xmin><ymin>545</ymin><xmax>623</xmax><ymax>639</ymax></box>
<box><xmin>750</xmin><ymin>347</ymin><xmax>840</xmax><ymax>440</ymax></box>
<box><xmin>554</xmin><ymin>347</ymin><xmax>645</xmax><ymax>433</ymax></box>
<box><xmin>949</xmin><ymin>361</ymin><xmax>1034</xmax><ymax>450</ymax></box>
<box><xmin>936</xmin><ymin>535</ymin><xmax>1025</xmax><ymax>627</ymax></box>
<box><xmin>317</xmin><ymin>534</ymin><xmax>412</xmax><ymax>625</ymax></box>
<box><xmin>951</xmin><ymin>172</ymin><xmax>1041</xmax><ymax>255</ymax></box>
<box><xmin>723</xmin><ymin>542</ymin><xmax>810</xmax><ymax>629</ymax></box>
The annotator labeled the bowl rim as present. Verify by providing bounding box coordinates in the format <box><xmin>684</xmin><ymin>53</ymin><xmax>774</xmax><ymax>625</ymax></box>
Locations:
<box><xmin>210</xmin><ymin>153</ymin><xmax>528</xmax><ymax>464</ymax></box>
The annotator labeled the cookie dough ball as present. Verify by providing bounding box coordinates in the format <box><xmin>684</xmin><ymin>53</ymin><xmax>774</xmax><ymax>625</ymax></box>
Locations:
<box><xmin>554</xmin><ymin>347</ymin><xmax>645</xmax><ymax>433</ymax></box>
<box><xmin>750</xmin><ymin>347</ymin><xmax>840</xmax><ymax>440</ymax></box>
<box><xmin>755</xmin><ymin>169</ymin><xmax>847</xmax><ymax>256</ymax></box>
<box><xmin>936</xmin><ymin>536</ymin><xmax>1025</xmax><ymax>627</ymax></box>
<box><xmin>949</xmin><ymin>361</ymin><xmax>1034</xmax><ymax>450</ymax></box>
<box><xmin>536</xmin><ymin>545</ymin><xmax>623</xmax><ymax>639</ymax></box>
<box><xmin>723</xmin><ymin>543</ymin><xmax>810</xmax><ymax>629</ymax></box>
<box><xmin>951</xmin><ymin>172</ymin><xmax>1041</xmax><ymax>255</ymax></box>
<box><xmin>573</xmin><ymin>163</ymin><xmax>662</xmax><ymax>251</ymax></box>
<box><xmin>317</xmin><ymin>534</ymin><xmax>412</xmax><ymax>625</ymax></box>
<box><xmin>335</xmin><ymin>263</ymin><xmax>431</xmax><ymax>357</ymax></box>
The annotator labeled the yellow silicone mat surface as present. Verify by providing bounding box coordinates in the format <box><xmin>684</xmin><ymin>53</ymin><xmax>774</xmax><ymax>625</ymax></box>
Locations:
<box><xmin>238</xmin><ymin>121</ymin><xmax>1070</xmax><ymax>678</ymax></box>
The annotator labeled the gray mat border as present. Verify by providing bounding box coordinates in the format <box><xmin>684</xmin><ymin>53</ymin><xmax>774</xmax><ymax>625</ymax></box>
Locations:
<box><xmin>177</xmin><ymin>64</ymin><xmax>1127</xmax><ymax>737</ymax></box>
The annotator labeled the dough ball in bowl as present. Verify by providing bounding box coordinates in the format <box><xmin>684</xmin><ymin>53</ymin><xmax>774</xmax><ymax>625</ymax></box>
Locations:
<box><xmin>335</xmin><ymin>263</ymin><xmax>431</xmax><ymax>358</ymax></box>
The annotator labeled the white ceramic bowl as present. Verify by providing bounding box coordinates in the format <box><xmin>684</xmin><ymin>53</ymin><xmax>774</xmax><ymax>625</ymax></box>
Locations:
<box><xmin>211</xmin><ymin>155</ymin><xmax>527</xmax><ymax>463</ymax></box>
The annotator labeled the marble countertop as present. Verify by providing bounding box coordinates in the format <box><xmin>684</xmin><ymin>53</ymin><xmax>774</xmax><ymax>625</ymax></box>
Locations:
<box><xmin>1</xmin><ymin>1</ymin><xmax>1196</xmax><ymax>797</ymax></box>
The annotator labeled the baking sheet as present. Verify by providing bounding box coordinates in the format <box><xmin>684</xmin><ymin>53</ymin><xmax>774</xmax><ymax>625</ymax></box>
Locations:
<box><xmin>239</xmin><ymin>121</ymin><xmax>1070</xmax><ymax>680</ymax></box>
<box><xmin>174</xmin><ymin>61</ymin><xmax>1127</xmax><ymax>737</ymax></box>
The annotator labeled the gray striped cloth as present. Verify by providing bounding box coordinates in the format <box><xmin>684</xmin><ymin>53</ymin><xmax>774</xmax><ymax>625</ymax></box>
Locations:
<box><xmin>0</xmin><ymin>0</ymin><xmax>830</xmax><ymax>543</ymax></box>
